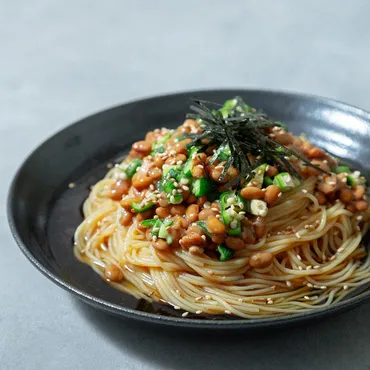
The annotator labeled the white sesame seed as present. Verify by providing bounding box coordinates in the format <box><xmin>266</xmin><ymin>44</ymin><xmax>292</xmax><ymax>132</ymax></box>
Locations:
<box><xmin>182</xmin><ymin>185</ymin><xmax>189</xmax><ymax>191</ymax></box>
<box><xmin>225</xmin><ymin>310</ymin><xmax>231</xmax><ymax>314</ymax></box>
<box><xmin>302</xmin><ymin>189</ymin><xmax>308</xmax><ymax>194</ymax></box>
<box><xmin>196</xmin><ymin>310</ymin><xmax>203</xmax><ymax>314</ymax></box>
<box><xmin>267</xmin><ymin>300</ymin><xmax>274</xmax><ymax>305</ymax></box>
<box><xmin>201</xmin><ymin>235</ymin><xmax>206</xmax><ymax>241</ymax></box>
<box><xmin>211</xmin><ymin>207</ymin><xmax>219</xmax><ymax>212</ymax></box>
<box><xmin>307</xmin><ymin>283</ymin><xmax>313</xmax><ymax>288</ymax></box>
<box><xmin>207</xmin><ymin>270</ymin><xmax>214</xmax><ymax>275</ymax></box>
<box><xmin>295</xmin><ymin>232</ymin><xmax>301</xmax><ymax>239</ymax></box>
<box><xmin>357</xmin><ymin>215</ymin><xmax>363</xmax><ymax>221</ymax></box>
<box><xmin>278</xmin><ymin>192</ymin><xmax>282</xmax><ymax>198</ymax></box>
<box><xmin>182</xmin><ymin>312</ymin><xmax>189</xmax><ymax>317</ymax></box>
<box><xmin>180</xmin><ymin>178</ymin><xmax>190</xmax><ymax>185</ymax></box>
<box><xmin>304</xmin><ymin>296</ymin><xmax>310</xmax><ymax>300</ymax></box>
<box><xmin>337</xmin><ymin>247</ymin><xmax>344</xmax><ymax>253</ymax></box>
<box><xmin>343</xmin><ymin>285</ymin><xmax>348</xmax><ymax>290</ymax></box>
<box><xmin>297</xmin><ymin>255</ymin><xmax>302</xmax><ymax>261</ymax></box>
<box><xmin>152</xmin><ymin>236</ymin><xmax>158</xmax><ymax>241</ymax></box>
<box><xmin>321</xmin><ymin>286</ymin><xmax>327</xmax><ymax>289</ymax></box>
<box><xmin>314</xmin><ymin>265</ymin><xmax>320</xmax><ymax>269</ymax></box>
<box><xmin>174</xmin><ymin>306</ymin><xmax>181</xmax><ymax>310</ymax></box>
<box><xmin>176</xmin><ymin>161</ymin><xmax>183</xmax><ymax>165</ymax></box>
<box><xmin>106</xmin><ymin>163</ymin><xmax>113</xmax><ymax>169</ymax></box>
<box><xmin>298</xmin><ymin>266</ymin><xmax>303</xmax><ymax>270</ymax></box>
<box><xmin>205</xmin><ymin>295</ymin><xmax>211</xmax><ymax>300</ymax></box>
<box><xmin>195</xmin><ymin>296</ymin><xmax>203</xmax><ymax>301</ymax></box>
<box><xmin>203</xmin><ymin>201</ymin><xmax>211</xmax><ymax>209</ymax></box>
<box><xmin>329</xmin><ymin>255</ymin><xmax>336</xmax><ymax>261</ymax></box>
<box><xmin>68</xmin><ymin>182</ymin><xmax>76</xmax><ymax>188</ymax></box>
<box><xmin>286</xmin><ymin>281</ymin><xmax>292</xmax><ymax>287</ymax></box>
<box><xmin>306</xmin><ymin>265</ymin><xmax>312</xmax><ymax>270</ymax></box>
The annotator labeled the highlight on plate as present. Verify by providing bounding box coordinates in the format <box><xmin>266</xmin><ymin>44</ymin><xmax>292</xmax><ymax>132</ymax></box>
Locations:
<box><xmin>74</xmin><ymin>97</ymin><xmax>370</xmax><ymax>319</ymax></box>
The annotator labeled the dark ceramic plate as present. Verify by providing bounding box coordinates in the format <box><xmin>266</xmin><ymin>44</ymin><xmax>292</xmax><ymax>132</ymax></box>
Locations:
<box><xmin>8</xmin><ymin>89</ymin><xmax>370</xmax><ymax>329</ymax></box>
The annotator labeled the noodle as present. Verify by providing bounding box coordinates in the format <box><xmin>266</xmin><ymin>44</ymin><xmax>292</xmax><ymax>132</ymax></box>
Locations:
<box><xmin>74</xmin><ymin>175</ymin><xmax>370</xmax><ymax>318</ymax></box>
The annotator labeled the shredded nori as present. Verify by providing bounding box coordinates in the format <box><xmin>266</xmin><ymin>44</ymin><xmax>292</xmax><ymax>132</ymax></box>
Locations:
<box><xmin>185</xmin><ymin>97</ymin><xmax>327</xmax><ymax>187</ymax></box>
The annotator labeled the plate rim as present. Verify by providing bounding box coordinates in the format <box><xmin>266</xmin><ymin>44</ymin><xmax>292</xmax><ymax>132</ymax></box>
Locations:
<box><xmin>7</xmin><ymin>88</ymin><xmax>370</xmax><ymax>328</ymax></box>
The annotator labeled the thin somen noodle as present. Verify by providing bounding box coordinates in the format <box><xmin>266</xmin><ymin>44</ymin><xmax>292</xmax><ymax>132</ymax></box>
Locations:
<box><xmin>74</xmin><ymin>97</ymin><xmax>370</xmax><ymax>318</ymax></box>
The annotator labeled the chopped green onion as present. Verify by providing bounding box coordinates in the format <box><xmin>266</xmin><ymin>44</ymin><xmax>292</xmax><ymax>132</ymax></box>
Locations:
<box><xmin>250</xmin><ymin>163</ymin><xmax>268</xmax><ymax>188</ymax></box>
<box><xmin>332</xmin><ymin>165</ymin><xmax>350</xmax><ymax>174</ymax></box>
<box><xmin>347</xmin><ymin>176</ymin><xmax>356</xmax><ymax>187</ymax></box>
<box><xmin>191</xmin><ymin>178</ymin><xmax>213</xmax><ymax>197</ymax></box>
<box><xmin>162</xmin><ymin>164</ymin><xmax>181</xmax><ymax>178</ymax></box>
<box><xmin>217</xmin><ymin>244</ymin><xmax>234</xmax><ymax>261</ymax></box>
<box><xmin>150</xmin><ymin>132</ymin><xmax>173</xmax><ymax>155</ymax></box>
<box><xmin>196</xmin><ymin>221</ymin><xmax>211</xmax><ymax>237</ymax></box>
<box><xmin>219</xmin><ymin>191</ymin><xmax>244</xmax><ymax>236</ymax></box>
<box><xmin>182</xmin><ymin>146</ymin><xmax>200</xmax><ymax>177</ymax></box>
<box><xmin>169</xmin><ymin>193</ymin><xmax>183</xmax><ymax>204</ymax></box>
<box><xmin>174</xmin><ymin>135</ymin><xmax>187</xmax><ymax>142</ymax></box>
<box><xmin>131</xmin><ymin>202</ymin><xmax>154</xmax><ymax>213</ymax></box>
<box><xmin>125</xmin><ymin>158</ymin><xmax>142</xmax><ymax>178</ymax></box>
<box><xmin>210</xmin><ymin>143</ymin><xmax>231</xmax><ymax>163</ymax></box>
<box><xmin>158</xmin><ymin>220</ymin><xmax>173</xmax><ymax>239</ymax></box>
<box><xmin>263</xmin><ymin>176</ymin><xmax>274</xmax><ymax>187</ymax></box>
<box><xmin>140</xmin><ymin>219</ymin><xmax>157</xmax><ymax>228</ymax></box>
<box><xmin>246</xmin><ymin>199</ymin><xmax>268</xmax><ymax>217</ymax></box>
<box><xmin>150</xmin><ymin>219</ymin><xmax>163</xmax><ymax>237</ymax></box>
<box><xmin>223</xmin><ymin>99</ymin><xmax>237</xmax><ymax>110</ymax></box>
<box><xmin>273</xmin><ymin>172</ymin><xmax>300</xmax><ymax>191</ymax></box>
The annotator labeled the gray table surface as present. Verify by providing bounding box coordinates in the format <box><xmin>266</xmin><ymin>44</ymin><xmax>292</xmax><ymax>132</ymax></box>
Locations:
<box><xmin>2</xmin><ymin>1</ymin><xmax>370</xmax><ymax>369</ymax></box>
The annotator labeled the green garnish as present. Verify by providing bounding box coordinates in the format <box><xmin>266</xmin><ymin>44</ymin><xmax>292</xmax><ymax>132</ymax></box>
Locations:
<box><xmin>217</xmin><ymin>244</ymin><xmax>234</xmax><ymax>261</ymax></box>
<box><xmin>191</xmin><ymin>178</ymin><xmax>213</xmax><ymax>197</ymax></box>
<box><xmin>131</xmin><ymin>202</ymin><xmax>154</xmax><ymax>213</ymax></box>
<box><xmin>273</xmin><ymin>172</ymin><xmax>300</xmax><ymax>192</ymax></box>
<box><xmin>140</xmin><ymin>219</ymin><xmax>157</xmax><ymax>228</ymax></box>
<box><xmin>263</xmin><ymin>176</ymin><xmax>274</xmax><ymax>187</ymax></box>
<box><xmin>125</xmin><ymin>158</ymin><xmax>142</xmax><ymax>178</ymax></box>
<box><xmin>332</xmin><ymin>165</ymin><xmax>350</xmax><ymax>174</ymax></box>
<box><xmin>347</xmin><ymin>176</ymin><xmax>356</xmax><ymax>187</ymax></box>
<box><xmin>186</xmin><ymin>97</ymin><xmax>328</xmax><ymax>187</ymax></box>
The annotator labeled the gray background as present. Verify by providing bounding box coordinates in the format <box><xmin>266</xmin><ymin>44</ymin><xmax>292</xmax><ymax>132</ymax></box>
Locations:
<box><xmin>1</xmin><ymin>1</ymin><xmax>370</xmax><ymax>369</ymax></box>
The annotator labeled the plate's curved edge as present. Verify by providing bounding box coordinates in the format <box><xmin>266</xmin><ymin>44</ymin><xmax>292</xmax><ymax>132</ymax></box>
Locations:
<box><xmin>7</xmin><ymin>88</ymin><xmax>370</xmax><ymax>329</ymax></box>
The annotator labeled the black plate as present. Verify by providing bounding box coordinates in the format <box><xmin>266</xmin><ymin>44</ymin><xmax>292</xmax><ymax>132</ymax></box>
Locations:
<box><xmin>7</xmin><ymin>89</ymin><xmax>370</xmax><ymax>329</ymax></box>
